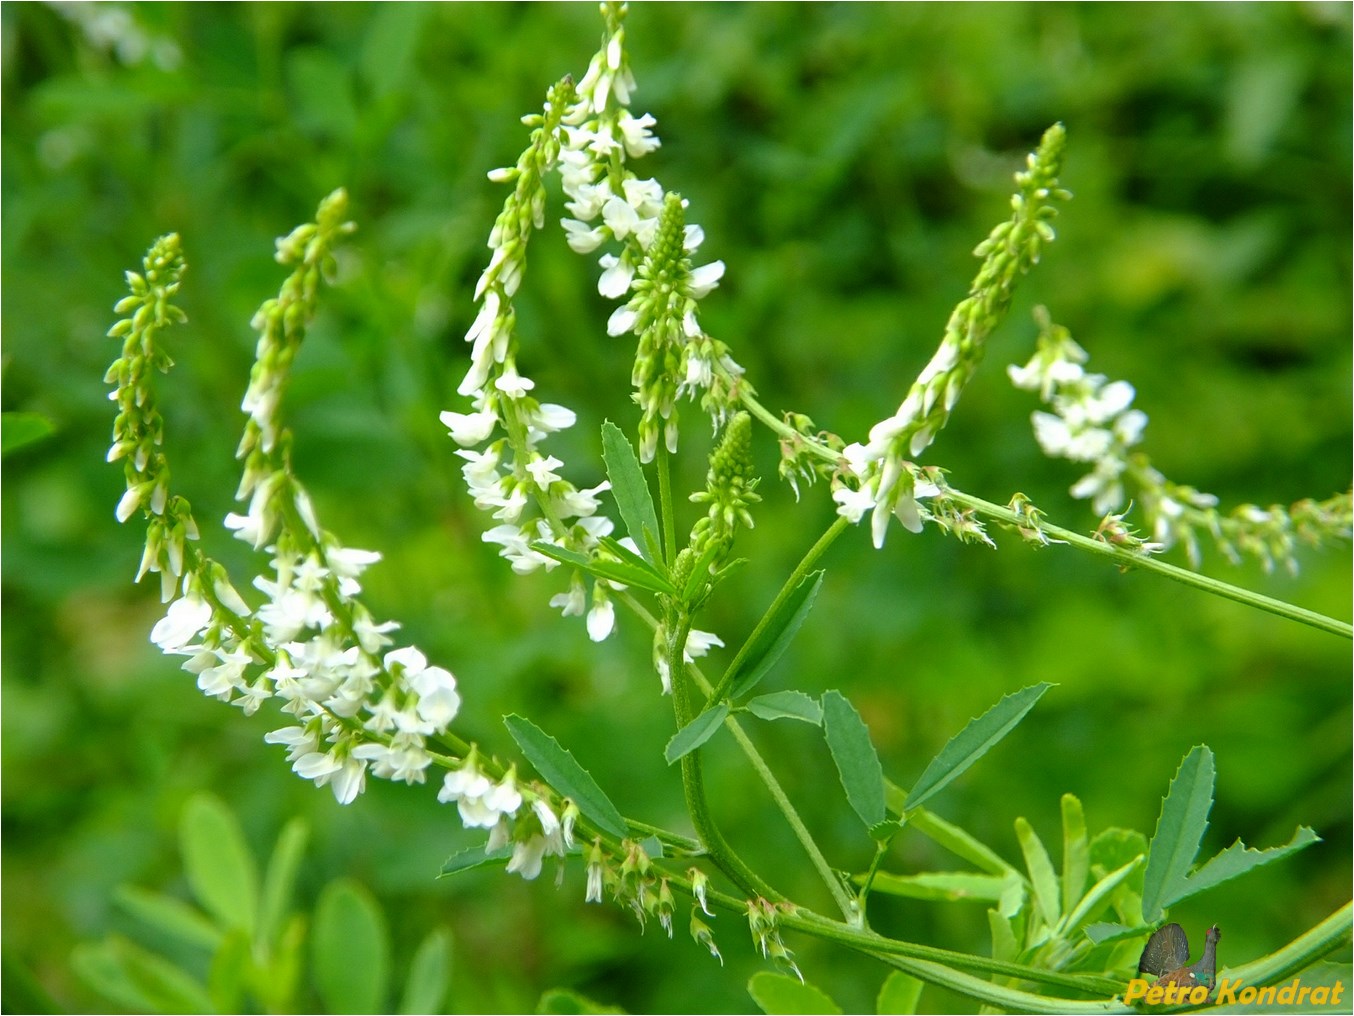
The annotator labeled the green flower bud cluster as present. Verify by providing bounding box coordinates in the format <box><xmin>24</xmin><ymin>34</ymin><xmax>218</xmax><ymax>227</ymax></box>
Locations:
<box><xmin>238</xmin><ymin>188</ymin><xmax>356</xmax><ymax>510</ymax></box>
<box><xmin>105</xmin><ymin>233</ymin><xmax>201</xmax><ymax>602</ymax></box>
<box><xmin>688</xmin><ymin>412</ymin><xmax>761</xmax><ymax>562</ymax></box>
<box><xmin>629</xmin><ymin>192</ymin><xmax>695</xmax><ymax>462</ymax></box>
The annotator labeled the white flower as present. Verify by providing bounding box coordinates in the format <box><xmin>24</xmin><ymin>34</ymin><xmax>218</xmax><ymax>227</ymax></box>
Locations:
<box><xmin>440</xmin><ymin>409</ymin><xmax>498</xmax><ymax>446</ymax></box>
<box><xmin>150</xmin><ymin>594</ymin><xmax>212</xmax><ymax>651</ymax></box>
<box><xmin>506</xmin><ymin>835</ymin><xmax>549</xmax><ymax>880</ymax></box>
<box><xmin>410</xmin><ymin>665</ymin><xmax>461</xmax><ymax>730</ymax></box>
<box><xmin>439</xmin><ymin>763</ymin><xmax>523</xmax><ymax>828</ymax></box>
<box><xmin>618</xmin><ymin>111</ymin><xmax>660</xmax><ymax>157</ymax></box>
<box><xmin>586</xmin><ymin>858</ymin><xmax>605</xmax><ymax>902</ymax></box>
<box><xmin>526</xmin><ymin>455</ymin><xmax>564</xmax><ymax>489</ymax></box>
<box><xmin>684</xmin><ymin>629</ymin><xmax>724</xmax><ymax>658</ymax></box>
<box><xmin>530</xmin><ymin>403</ymin><xmax>577</xmax><ymax>434</ymax></box>
<box><xmin>832</xmin><ymin>482</ymin><xmax>876</xmax><ymax>524</ymax></box>
<box><xmin>561</xmin><ymin>218</ymin><xmax>607</xmax><ymax>253</ymax></box>
<box><xmin>597</xmin><ymin>253</ymin><xmax>635</xmax><ymax>298</ymax></box>
<box><xmin>586</xmin><ymin>596</ymin><xmax>615</xmax><ymax>642</ymax></box>
<box><xmin>601</xmin><ymin>195</ymin><xmax>641</xmax><ymax>240</ymax></box>
<box><xmin>494</xmin><ymin>366</ymin><xmax>535</xmax><ymax>399</ymax></box>
<box><xmin>687</xmin><ymin>261</ymin><xmax>725</xmax><ymax>299</ymax></box>
<box><xmin>549</xmin><ymin>576</ymin><xmax>587</xmax><ymax>617</ymax></box>
<box><xmin>607</xmin><ymin>303</ymin><xmax>639</xmax><ymax>336</ymax></box>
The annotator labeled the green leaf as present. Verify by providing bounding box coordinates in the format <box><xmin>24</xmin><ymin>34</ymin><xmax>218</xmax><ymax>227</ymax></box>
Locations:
<box><xmin>1015</xmin><ymin>816</ymin><xmax>1061</xmax><ymax>928</ymax></box>
<box><xmin>1141</xmin><ymin>745</ymin><xmax>1214</xmax><ymax>923</ymax></box>
<box><xmin>258</xmin><ymin>817</ymin><xmax>308</xmax><ymax>952</ymax></box>
<box><xmin>596</xmin><ymin>535</ymin><xmax>663</xmax><ymax>577</ymax></box>
<box><xmin>1</xmin><ymin>412</ymin><xmax>56</xmax><ymax>456</ymax></box>
<box><xmin>530</xmin><ymin>542</ymin><xmax>674</xmax><ymax>595</ymax></box>
<box><xmin>1089</xmin><ymin>827</ymin><xmax>1149</xmax><ymax>889</ymax></box>
<box><xmin>179</xmin><ymin>793</ymin><xmax>258</xmax><ymax>935</ymax></box>
<box><xmin>1170</xmin><ymin>826</ymin><xmax>1320</xmax><ymax>908</ymax></box>
<box><xmin>1060</xmin><ymin>857</ymin><xmax>1143</xmax><ymax>936</ymax></box>
<box><xmin>1060</xmin><ymin>794</ymin><xmax>1089</xmax><ymax>914</ymax></box>
<box><xmin>744</xmin><ymin>691</ymin><xmax>823</xmax><ymax>725</ymax></box>
<box><xmin>822</xmin><ymin>690</ymin><xmax>886</xmax><ymax>831</ymax></box>
<box><xmin>681</xmin><ymin>537</ymin><xmax>726</xmax><ymax>605</ymax></box>
<box><xmin>71</xmin><ymin>936</ymin><xmax>214</xmax><ymax>1014</ymax></box>
<box><xmin>866</xmin><ymin>871</ymin><xmax>1012</xmax><ymax>903</ymax></box>
<box><xmin>904</xmin><ymin>683</ymin><xmax>1051</xmax><ymax>809</ymax></box>
<box><xmin>903</xmin><ymin>805</ymin><xmax>1018</xmax><ymax>876</ymax></box>
<box><xmin>538</xmin><ymin>987</ymin><xmax>628</xmax><ymax>1014</ymax></box>
<box><xmin>665</xmin><ymin>703</ymin><xmax>729</xmax><ymax>764</ymax></box>
<box><xmin>876</xmin><ymin>970</ymin><xmax>923</xmax><ymax>1015</ymax></box>
<box><xmin>439</xmin><ymin>845</ymin><xmax>514</xmax><ymax>876</ymax></box>
<box><xmin>726</xmin><ymin>571</ymin><xmax>824</xmax><ymax>699</ymax></box>
<box><xmin>312</xmin><ymin>879</ymin><xmax>390</xmax><ymax>1015</ymax></box>
<box><xmin>505</xmin><ymin>714</ymin><xmax>628</xmax><ymax>838</ymax></box>
<box><xmin>399</xmin><ymin>927</ymin><xmax>452</xmax><ymax>1015</ymax></box>
<box><xmin>206</xmin><ymin>928</ymin><xmax>249</xmax><ymax>1014</ymax></box>
<box><xmin>602</xmin><ymin>421</ymin><xmax>661</xmax><ymax>564</ymax></box>
<box><xmin>1083</xmin><ymin>922</ymin><xmax>1147</xmax><ymax>946</ymax></box>
<box><xmin>988</xmin><ymin>910</ymin><xmax>1020</xmax><ymax>963</ymax></box>
<box><xmin>113</xmin><ymin>885</ymin><xmax>221</xmax><ymax>950</ymax></box>
<box><xmin>748</xmin><ymin>972</ymin><xmax>843</xmax><ymax>1015</ymax></box>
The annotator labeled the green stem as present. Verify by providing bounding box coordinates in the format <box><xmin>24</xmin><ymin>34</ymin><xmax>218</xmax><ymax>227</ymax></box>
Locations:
<box><xmin>656</xmin><ymin>443</ymin><xmax>678</xmax><ymax>569</ymax></box>
<box><xmin>667</xmin><ymin>867</ymin><xmax>1122</xmax><ymax>997</ymax></box>
<box><xmin>946</xmin><ymin>490</ymin><xmax>1353</xmax><ymax>640</ymax></box>
<box><xmin>723</xmin><ymin>715</ymin><xmax>860</xmax><ymax>923</ymax></box>
<box><xmin>707</xmin><ymin>514</ymin><xmax>850</xmax><ymax>704</ymax></box>
<box><xmin>618</xmin><ymin>588</ymin><xmax>861</xmax><ymax>922</ymax></box>
<box><xmin>667</xmin><ymin>608</ymin><xmax>778</xmax><ymax>901</ymax></box>
<box><xmin>1213</xmin><ymin>901</ymin><xmax>1352</xmax><ymax>991</ymax></box>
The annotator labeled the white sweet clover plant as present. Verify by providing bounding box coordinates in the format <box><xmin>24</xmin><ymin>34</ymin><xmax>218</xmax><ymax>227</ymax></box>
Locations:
<box><xmin>106</xmin><ymin>2</ymin><xmax>1351</xmax><ymax>1007</ymax></box>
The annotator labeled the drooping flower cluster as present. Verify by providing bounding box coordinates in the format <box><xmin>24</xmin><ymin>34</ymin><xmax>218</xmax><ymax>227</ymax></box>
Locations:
<box><xmin>443</xmin><ymin>3</ymin><xmax>741</xmax><ymax>641</ymax></box>
<box><xmin>831</xmin><ymin>124</ymin><xmax>1071</xmax><ymax>548</ymax></box>
<box><xmin>1011</xmin><ymin>309</ymin><xmax>1353</xmax><ymax>572</ymax></box>
<box><xmin>108</xmin><ymin>197</ymin><xmax>459</xmax><ymax>805</ymax></box>
<box><xmin>555</xmin><ymin>3</ymin><xmax>742</xmax><ymax>460</ymax></box>
<box><xmin>440</xmin><ymin>75</ymin><xmax>621</xmax><ymax>641</ymax></box>
<box><xmin>1008</xmin><ymin>309</ymin><xmax>1150</xmax><ymax>516</ymax></box>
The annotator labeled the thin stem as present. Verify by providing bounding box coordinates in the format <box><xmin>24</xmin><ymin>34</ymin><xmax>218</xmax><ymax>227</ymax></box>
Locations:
<box><xmin>946</xmin><ymin>490</ymin><xmax>1353</xmax><ymax>640</ymax></box>
<box><xmin>723</xmin><ymin>714</ymin><xmax>860</xmax><ymax>923</ymax></box>
<box><xmin>667</xmin><ymin>607</ymin><xmax>779</xmax><ymax>901</ymax></box>
<box><xmin>656</xmin><ymin>443</ymin><xmax>678</xmax><ymax>569</ymax></box>
<box><xmin>1214</xmin><ymin>900</ymin><xmax>1352</xmax><ymax>991</ymax></box>
<box><xmin>618</xmin><ymin>584</ymin><xmax>859</xmax><ymax>920</ymax></box>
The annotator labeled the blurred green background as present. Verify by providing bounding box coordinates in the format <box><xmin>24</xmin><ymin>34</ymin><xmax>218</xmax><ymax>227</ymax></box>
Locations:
<box><xmin>3</xmin><ymin>3</ymin><xmax>1350</xmax><ymax>1013</ymax></box>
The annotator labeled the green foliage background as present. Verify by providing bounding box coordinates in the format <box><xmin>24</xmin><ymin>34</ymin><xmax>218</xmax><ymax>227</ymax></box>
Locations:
<box><xmin>3</xmin><ymin>4</ymin><xmax>1349</xmax><ymax>1012</ymax></box>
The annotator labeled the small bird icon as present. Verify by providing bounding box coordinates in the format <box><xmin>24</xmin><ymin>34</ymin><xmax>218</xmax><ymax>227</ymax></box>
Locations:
<box><xmin>1138</xmin><ymin>923</ymin><xmax>1221</xmax><ymax>990</ymax></box>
